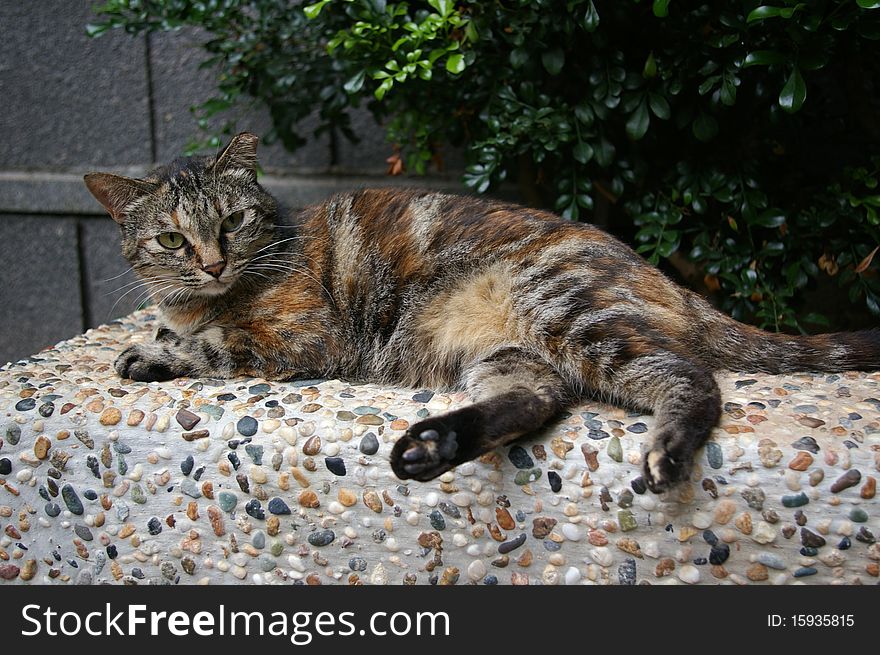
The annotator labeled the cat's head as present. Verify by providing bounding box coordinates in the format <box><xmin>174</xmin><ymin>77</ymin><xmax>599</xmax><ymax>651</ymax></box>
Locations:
<box><xmin>84</xmin><ymin>132</ymin><xmax>278</xmax><ymax>302</ymax></box>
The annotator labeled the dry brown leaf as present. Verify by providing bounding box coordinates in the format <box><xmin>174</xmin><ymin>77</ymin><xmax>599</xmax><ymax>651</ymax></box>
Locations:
<box><xmin>855</xmin><ymin>245</ymin><xmax>879</xmax><ymax>274</ymax></box>
<box><xmin>385</xmin><ymin>151</ymin><xmax>404</xmax><ymax>176</ymax></box>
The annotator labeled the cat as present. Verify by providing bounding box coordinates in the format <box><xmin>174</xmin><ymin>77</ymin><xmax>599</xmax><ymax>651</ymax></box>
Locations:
<box><xmin>84</xmin><ymin>132</ymin><xmax>880</xmax><ymax>493</ymax></box>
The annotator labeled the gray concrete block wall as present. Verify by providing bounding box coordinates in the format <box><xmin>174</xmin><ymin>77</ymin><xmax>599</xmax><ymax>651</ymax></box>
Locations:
<box><xmin>148</xmin><ymin>29</ymin><xmax>333</xmax><ymax>171</ymax></box>
<box><xmin>0</xmin><ymin>3</ymin><xmax>471</xmax><ymax>366</ymax></box>
<box><xmin>0</xmin><ymin>2</ymin><xmax>152</xmax><ymax>168</ymax></box>
<box><xmin>0</xmin><ymin>215</ymin><xmax>83</xmax><ymax>362</ymax></box>
<box><xmin>79</xmin><ymin>217</ymin><xmax>142</xmax><ymax>327</ymax></box>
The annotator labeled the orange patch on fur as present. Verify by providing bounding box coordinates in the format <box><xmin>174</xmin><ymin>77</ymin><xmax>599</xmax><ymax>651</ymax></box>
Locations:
<box><xmin>415</xmin><ymin>262</ymin><xmax>520</xmax><ymax>378</ymax></box>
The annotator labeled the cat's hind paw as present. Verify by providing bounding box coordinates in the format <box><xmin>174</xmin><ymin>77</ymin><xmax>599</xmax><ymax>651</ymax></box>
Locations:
<box><xmin>114</xmin><ymin>344</ymin><xmax>177</xmax><ymax>382</ymax></box>
<box><xmin>390</xmin><ymin>420</ymin><xmax>461</xmax><ymax>482</ymax></box>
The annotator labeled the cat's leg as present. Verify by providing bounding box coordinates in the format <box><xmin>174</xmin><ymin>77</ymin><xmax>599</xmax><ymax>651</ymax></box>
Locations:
<box><xmin>592</xmin><ymin>349</ymin><xmax>721</xmax><ymax>493</ymax></box>
<box><xmin>112</xmin><ymin>324</ymin><xmax>192</xmax><ymax>381</ymax></box>
<box><xmin>114</xmin><ymin>325</ymin><xmax>321</xmax><ymax>381</ymax></box>
<box><xmin>390</xmin><ymin>347</ymin><xmax>568</xmax><ymax>481</ymax></box>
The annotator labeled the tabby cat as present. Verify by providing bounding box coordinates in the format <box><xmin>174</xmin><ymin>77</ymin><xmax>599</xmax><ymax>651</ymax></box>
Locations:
<box><xmin>84</xmin><ymin>133</ymin><xmax>880</xmax><ymax>493</ymax></box>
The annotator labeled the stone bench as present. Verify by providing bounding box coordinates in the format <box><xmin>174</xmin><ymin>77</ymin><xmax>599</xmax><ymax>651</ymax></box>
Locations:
<box><xmin>1</xmin><ymin>310</ymin><xmax>878</xmax><ymax>585</ymax></box>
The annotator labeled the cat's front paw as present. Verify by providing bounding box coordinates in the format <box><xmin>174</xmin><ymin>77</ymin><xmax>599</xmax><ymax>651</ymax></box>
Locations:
<box><xmin>390</xmin><ymin>419</ymin><xmax>462</xmax><ymax>482</ymax></box>
<box><xmin>642</xmin><ymin>437</ymin><xmax>692</xmax><ymax>494</ymax></box>
<box><xmin>114</xmin><ymin>344</ymin><xmax>177</xmax><ymax>382</ymax></box>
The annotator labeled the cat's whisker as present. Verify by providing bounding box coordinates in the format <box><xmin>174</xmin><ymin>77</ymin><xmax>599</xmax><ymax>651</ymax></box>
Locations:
<box><xmin>251</xmin><ymin>235</ymin><xmax>308</xmax><ymax>255</ymax></box>
<box><xmin>135</xmin><ymin>281</ymin><xmax>179</xmax><ymax>306</ymax></box>
<box><xmin>162</xmin><ymin>286</ymin><xmax>192</xmax><ymax>307</ymax></box>
<box><xmin>248</xmin><ymin>261</ymin><xmax>337</xmax><ymax>309</ymax></box>
<box><xmin>104</xmin><ymin>275</ymin><xmax>175</xmax><ymax>297</ymax></box>
<box><xmin>109</xmin><ymin>278</ymin><xmax>167</xmax><ymax>305</ymax></box>
<box><xmin>242</xmin><ymin>270</ymin><xmax>271</xmax><ymax>282</ymax></box>
<box><xmin>107</xmin><ymin>279</ymin><xmax>175</xmax><ymax>318</ymax></box>
<box><xmin>100</xmin><ymin>266</ymin><xmax>135</xmax><ymax>283</ymax></box>
<box><xmin>129</xmin><ymin>288</ymin><xmax>161</xmax><ymax>312</ymax></box>
<box><xmin>105</xmin><ymin>279</ymin><xmax>147</xmax><ymax>295</ymax></box>
<box><xmin>249</xmin><ymin>259</ymin><xmax>319</xmax><ymax>274</ymax></box>
<box><xmin>248</xmin><ymin>249</ymin><xmax>322</xmax><ymax>268</ymax></box>
<box><xmin>165</xmin><ymin>283</ymin><xmax>191</xmax><ymax>305</ymax></box>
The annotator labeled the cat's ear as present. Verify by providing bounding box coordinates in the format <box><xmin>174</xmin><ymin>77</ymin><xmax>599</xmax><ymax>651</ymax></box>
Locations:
<box><xmin>213</xmin><ymin>132</ymin><xmax>259</xmax><ymax>180</ymax></box>
<box><xmin>83</xmin><ymin>173</ymin><xmax>157</xmax><ymax>224</ymax></box>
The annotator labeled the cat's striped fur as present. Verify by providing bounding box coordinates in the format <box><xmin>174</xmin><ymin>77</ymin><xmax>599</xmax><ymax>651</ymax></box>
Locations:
<box><xmin>85</xmin><ymin>133</ymin><xmax>880</xmax><ymax>493</ymax></box>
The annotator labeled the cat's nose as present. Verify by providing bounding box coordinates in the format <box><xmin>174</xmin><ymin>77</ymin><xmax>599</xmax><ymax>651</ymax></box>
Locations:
<box><xmin>202</xmin><ymin>260</ymin><xmax>226</xmax><ymax>278</ymax></box>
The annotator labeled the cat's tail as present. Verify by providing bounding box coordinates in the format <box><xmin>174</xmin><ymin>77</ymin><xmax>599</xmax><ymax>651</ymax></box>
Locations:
<box><xmin>700</xmin><ymin>310</ymin><xmax>880</xmax><ymax>374</ymax></box>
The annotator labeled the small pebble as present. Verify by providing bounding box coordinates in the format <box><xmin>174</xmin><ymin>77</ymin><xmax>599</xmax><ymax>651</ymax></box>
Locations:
<box><xmin>268</xmin><ymin>498</ymin><xmax>291</xmax><ymax>515</ymax></box>
<box><xmin>508</xmin><ymin>446</ymin><xmax>534</xmax><ymax>469</ymax></box>
<box><xmin>308</xmin><ymin>530</ymin><xmax>335</xmax><ymax>547</ymax></box>
<box><xmin>245</xmin><ymin>499</ymin><xmax>265</xmax><ymax>520</ymax></box>
<box><xmin>237</xmin><ymin>416</ymin><xmax>258</xmax><ymax>437</ymax></box>
<box><xmin>498</xmin><ymin>533</ymin><xmax>527</xmax><ymax>554</ymax></box>
<box><xmin>359</xmin><ymin>433</ymin><xmax>379</xmax><ymax>455</ymax></box>
<box><xmin>830</xmin><ymin>470</ymin><xmax>861</xmax><ymax>493</ymax></box>
<box><xmin>705</xmin><ymin>442</ymin><xmax>723</xmax><ymax>469</ymax></box>
<box><xmin>325</xmin><ymin>457</ymin><xmax>346</xmax><ymax>476</ymax></box>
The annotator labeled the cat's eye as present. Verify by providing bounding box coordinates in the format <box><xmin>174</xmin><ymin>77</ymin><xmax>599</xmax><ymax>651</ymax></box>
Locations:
<box><xmin>221</xmin><ymin>210</ymin><xmax>245</xmax><ymax>233</ymax></box>
<box><xmin>156</xmin><ymin>232</ymin><xmax>185</xmax><ymax>249</ymax></box>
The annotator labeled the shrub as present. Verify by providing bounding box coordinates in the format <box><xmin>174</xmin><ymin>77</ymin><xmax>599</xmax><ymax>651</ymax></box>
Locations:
<box><xmin>89</xmin><ymin>0</ymin><xmax>880</xmax><ymax>331</ymax></box>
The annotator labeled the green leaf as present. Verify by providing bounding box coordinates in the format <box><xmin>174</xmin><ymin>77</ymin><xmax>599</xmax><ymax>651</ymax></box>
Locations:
<box><xmin>747</xmin><ymin>6</ymin><xmax>782</xmax><ymax>22</ymax></box>
<box><xmin>657</xmin><ymin>238</ymin><xmax>679</xmax><ymax>258</ymax></box>
<box><xmin>510</xmin><ymin>48</ymin><xmax>529</xmax><ymax>69</ymax></box>
<box><xmin>446</xmin><ymin>54</ymin><xmax>466</xmax><ymax>75</ymax></box>
<box><xmin>85</xmin><ymin>23</ymin><xmax>109</xmax><ymax>38</ymax></box>
<box><xmin>780</xmin><ymin>3</ymin><xmax>805</xmax><ymax>18</ymax></box>
<box><xmin>464</xmin><ymin>20</ymin><xmax>479</xmax><ymax>42</ymax></box>
<box><xmin>199</xmin><ymin>98</ymin><xmax>232</xmax><ymax>116</ymax></box>
<box><xmin>648</xmin><ymin>93</ymin><xmax>671</xmax><ymax>119</ymax></box>
<box><xmin>698</xmin><ymin>75</ymin><xmax>720</xmax><ymax>96</ymax></box>
<box><xmin>343</xmin><ymin>70</ymin><xmax>366</xmax><ymax>94</ymax></box>
<box><xmin>636</xmin><ymin>224</ymin><xmax>661</xmax><ymax>240</ymax></box>
<box><xmin>428</xmin><ymin>0</ymin><xmax>453</xmax><ymax>16</ymax></box>
<box><xmin>742</xmin><ymin>50</ymin><xmax>785</xmax><ymax>68</ymax></box>
<box><xmin>374</xmin><ymin>78</ymin><xmax>393</xmax><ymax>100</ymax></box>
<box><xmin>555</xmin><ymin>194</ymin><xmax>573</xmax><ymax>210</ymax></box>
<box><xmin>801</xmin><ymin>312</ymin><xmax>830</xmax><ymax>326</ymax></box>
<box><xmin>753</xmin><ymin>212</ymin><xmax>786</xmax><ymax>228</ymax></box>
<box><xmin>720</xmin><ymin>77</ymin><xmax>736</xmax><ymax>106</ymax></box>
<box><xmin>692</xmin><ymin>113</ymin><xmax>718</xmax><ymax>142</ymax></box>
<box><xmin>577</xmin><ymin>193</ymin><xmax>594</xmax><ymax>210</ymax></box>
<box><xmin>747</xmin><ymin>4</ymin><xmax>804</xmax><ymax>22</ymax></box>
<box><xmin>779</xmin><ymin>67</ymin><xmax>806</xmax><ymax>113</ymax></box>
<box><xmin>542</xmin><ymin>49</ymin><xmax>565</xmax><ymax>76</ymax></box>
<box><xmin>857</xmin><ymin>0</ymin><xmax>880</xmax><ymax>8</ymax></box>
<box><xmin>626</xmin><ymin>100</ymin><xmax>650</xmax><ymax>140</ymax></box>
<box><xmin>642</xmin><ymin>52</ymin><xmax>657</xmax><ymax>79</ymax></box>
<box><xmin>595</xmin><ymin>137</ymin><xmax>616</xmax><ymax>167</ymax></box>
<box><xmin>574</xmin><ymin>103</ymin><xmax>594</xmax><ymax>125</ymax></box>
<box><xmin>561</xmin><ymin>200</ymin><xmax>580</xmax><ymax>220</ymax></box>
<box><xmin>573</xmin><ymin>141</ymin><xmax>594</xmax><ymax>164</ymax></box>
<box><xmin>652</xmin><ymin>0</ymin><xmax>671</xmax><ymax>18</ymax></box>
<box><xmin>583</xmin><ymin>1</ymin><xmax>600</xmax><ymax>32</ymax></box>
<box><xmin>303</xmin><ymin>0</ymin><xmax>330</xmax><ymax>20</ymax></box>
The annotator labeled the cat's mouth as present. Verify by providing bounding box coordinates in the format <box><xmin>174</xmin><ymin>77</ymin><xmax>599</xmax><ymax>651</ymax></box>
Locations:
<box><xmin>199</xmin><ymin>281</ymin><xmax>230</xmax><ymax>295</ymax></box>
<box><xmin>197</xmin><ymin>275</ymin><xmax>238</xmax><ymax>296</ymax></box>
